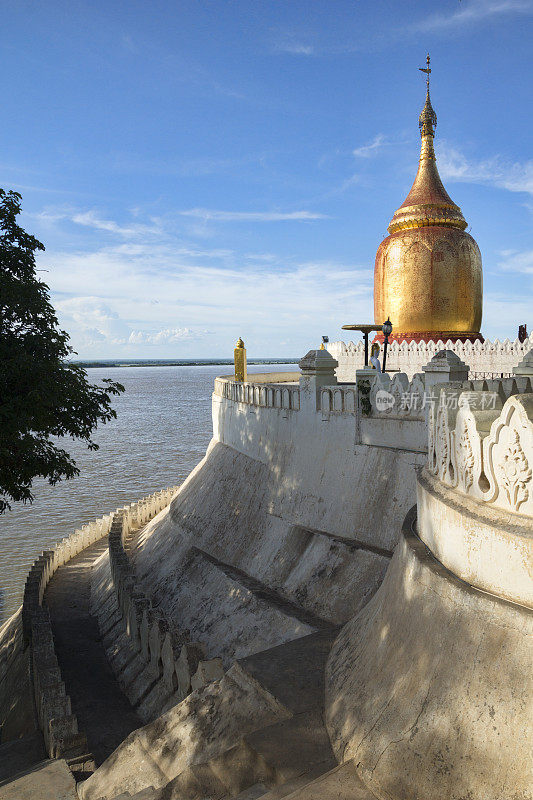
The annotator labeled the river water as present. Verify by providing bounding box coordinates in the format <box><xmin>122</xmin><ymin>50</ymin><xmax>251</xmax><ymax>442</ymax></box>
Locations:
<box><xmin>0</xmin><ymin>363</ymin><xmax>297</xmax><ymax>624</ymax></box>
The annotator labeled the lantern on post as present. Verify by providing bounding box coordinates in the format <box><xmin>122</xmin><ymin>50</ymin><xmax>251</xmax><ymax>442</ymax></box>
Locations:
<box><xmin>382</xmin><ymin>317</ymin><xmax>393</xmax><ymax>372</ymax></box>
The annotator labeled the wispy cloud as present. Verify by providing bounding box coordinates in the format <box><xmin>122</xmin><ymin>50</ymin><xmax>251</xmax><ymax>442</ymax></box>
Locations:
<box><xmin>482</xmin><ymin>292</ymin><xmax>533</xmax><ymax>339</ymax></box>
<box><xmin>413</xmin><ymin>0</ymin><xmax>533</xmax><ymax>32</ymax></box>
<box><xmin>30</xmin><ymin>208</ymin><xmax>164</xmax><ymax>238</ymax></box>
<box><xmin>128</xmin><ymin>328</ymin><xmax>200</xmax><ymax>345</ymax></box>
<box><xmin>272</xmin><ymin>31</ymin><xmax>315</xmax><ymax>55</ymax></box>
<box><xmin>498</xmin><ymin>248</ymin><xmax>533</xmax><ymax>273</ymax></box>
<box><xmin>437</xmin><ymin>143</ymin><xmax>533</xmax><ymax>195</ymax></box>
<box><xmin>72</xmin><ymin>210</ymin><xmax>162</xmax><ymax>237</ymax></box>
<box><xmin>353</xmin><ymin>134</ymin><xmax>387</xmax><ymax>159</ymax></box>
<box><xmin>177</xmin><ymin>208</ymin><xmax>329</xmax><ymax>222</ymax></box>
<box><xmin>277</xmin><ymin>42</ymin><xmax>314</xmax><ymax>55</ymax></box>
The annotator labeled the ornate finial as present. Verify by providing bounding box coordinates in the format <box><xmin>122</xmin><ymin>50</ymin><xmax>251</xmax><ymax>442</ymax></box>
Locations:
<box><xmin>418</xmin><ymin>53</ymin><xmax>437</xmax><ymax>138</ymax></box>
<box><xmin>419</xmin><ymin>52</ymin><xmax>431</xmax><ymax>90</ymax></box>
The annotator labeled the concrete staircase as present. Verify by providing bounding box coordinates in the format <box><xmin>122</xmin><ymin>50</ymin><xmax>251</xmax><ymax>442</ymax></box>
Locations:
<box><xmin>81</xmin><ymin>628</ymin><xmax>378</xmax><ymax>798</ymax></box>
<box><xmin>80</xmin><ymin>629</ymin><xmax>373</xmax><ymax>800</ymax></box>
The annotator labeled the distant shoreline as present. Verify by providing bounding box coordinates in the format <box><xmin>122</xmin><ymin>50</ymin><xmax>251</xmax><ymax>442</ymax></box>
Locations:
<box><xmin>69</xmin><ymin>359</ymin><xmax>299</xmax><ymax>369</ymax></box>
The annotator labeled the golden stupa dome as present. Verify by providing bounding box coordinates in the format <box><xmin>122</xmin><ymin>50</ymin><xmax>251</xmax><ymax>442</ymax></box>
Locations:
<box><xmin>374</xmin><ymin>56</ymin><xmax>483</xmax><ymax>343</ymax></box>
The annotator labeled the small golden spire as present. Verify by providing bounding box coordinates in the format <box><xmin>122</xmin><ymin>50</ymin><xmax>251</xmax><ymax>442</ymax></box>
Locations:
<box><xmin>418</xmin><ymin>53</ymin><xmax>437</xmax><ymax>138</ymax></box>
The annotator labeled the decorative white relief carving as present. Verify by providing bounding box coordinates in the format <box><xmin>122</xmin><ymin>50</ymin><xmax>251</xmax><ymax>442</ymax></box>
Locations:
<box><xmin>435</xmin><ymin>403</ymin><xmax>454</xmax><ymax>486</ymax></box>
<box><xmin>427</xmin><ymin>401</ymin><xmax>437</xmax><ymax>474</ymax></box>
<box><xmin>499</xmin><ymin>430</ymin><xmax>531</xmax><ymax>510</ymax></box>
<box><xmin>427</xmin><ymin>389</ymin><xmax>533</xmax><ymax>516</ymax></box>
<box><xmin>452</xmin><ymin>394</ymin><xmax>489</xmax><ymax>499</ymax></box>
<box><xmin>483</xmin><ymin>395</ymin><xmax>533</xmax><ymax>515</ymax></box>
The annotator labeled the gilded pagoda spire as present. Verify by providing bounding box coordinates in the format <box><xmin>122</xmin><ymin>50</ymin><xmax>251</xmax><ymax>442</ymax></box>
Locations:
<box><xmin>418</xmin><ymin>53</ymin><xmax>437</xmax><ymax>136</ymax></box>
<box><xmin>387</xmin><ymin>54</ymin><xmax>467</xmax><ymax>235</ymax></box>
<box><xmin>373</xmin><ymin>55</ymin><xmax>483</xmax><ymax>344</ymax></box>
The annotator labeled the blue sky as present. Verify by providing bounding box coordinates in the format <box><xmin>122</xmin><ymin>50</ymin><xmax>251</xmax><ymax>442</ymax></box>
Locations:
<box><xmin>2</xmin><ymin>0</ymin><xmax>532</xmax><ymax>358</ymax></box>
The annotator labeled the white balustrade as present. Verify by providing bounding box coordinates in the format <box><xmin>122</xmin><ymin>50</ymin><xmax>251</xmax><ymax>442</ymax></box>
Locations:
<box><xmin>214</xmin><ymin>376</ymin><xmax>300</xmax><ymax>411</ymax></box>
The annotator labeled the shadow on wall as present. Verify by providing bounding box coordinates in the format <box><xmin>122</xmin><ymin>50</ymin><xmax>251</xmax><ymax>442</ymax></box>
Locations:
<box><xmin>325</xmin><ymin>511</ymin><xmax>532</xmax><ymax>800</ymax></box>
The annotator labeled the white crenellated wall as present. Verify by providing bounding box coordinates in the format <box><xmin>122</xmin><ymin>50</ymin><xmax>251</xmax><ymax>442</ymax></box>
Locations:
<box><xmin>328</xmin><ymin>334</ymin><xmax>533</xmax><ymax>380</ymax></box>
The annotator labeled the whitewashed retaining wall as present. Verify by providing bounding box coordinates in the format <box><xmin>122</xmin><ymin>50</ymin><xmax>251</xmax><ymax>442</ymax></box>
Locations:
<box><xmin>212</xmin><ymin>377</ymin><xmax>427</xmax><ymax>554</ymax></box>
<box><xmin>329</xmin><ymin>334</ymin><xmax>533</xmax><ymax>381</ymax></box>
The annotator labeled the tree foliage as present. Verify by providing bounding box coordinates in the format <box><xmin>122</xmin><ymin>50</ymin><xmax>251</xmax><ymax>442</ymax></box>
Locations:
<box><xmin>0</xmin><ymin>189</ymin><xmax>124</xmax><ymax>512</ymax></box>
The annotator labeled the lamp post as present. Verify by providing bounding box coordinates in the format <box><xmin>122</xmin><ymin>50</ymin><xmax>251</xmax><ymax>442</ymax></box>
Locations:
<box><xmin>341</xmin><ymin>324</ymin><xmax>382</xmax><ymax>367</ymax></box>
<box><xmin>382</xmin><ymin>317</ymin><xmax>393</xmax><ymax>372</ymax></box>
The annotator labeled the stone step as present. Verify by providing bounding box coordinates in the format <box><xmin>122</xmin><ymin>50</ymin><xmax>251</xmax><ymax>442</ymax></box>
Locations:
<box><xmin>275</xmin><ymin>762</ymin><xmax>378</xmax><ymax>799</ymax></box>
<box><xmin>109</xmin><ymin>790</ymin><xmax>159</xmax><ymax>800</ymax></box>
<box><xmin>78</xmin><ymin>661</ymin><xmax>292</xmax><ymax>800</ymax></box>
<box><xmin>236</xmin><ymin>629</ymin><xmax>338</xmax><ymax>715</ymax></box>
<box><xmin>243</xmin><ymin>708</ymin><xmax>335</xmax><ymax>785</ymax></box>
<box><xmin>104</xmin><ymin>762</ymin><xmax>378</xmax><ymax>800</ymax></box>
<box><xmin>0</xmin><ymin>732</ymin><xmax>46</xmax><ymax>783</ymax></box>
<box><xmin>0</xmin><ymin>758</ymin><xmax>77</xmax><ymax>800</ymax></box>
<box><xmin>233</xmin><ymin>785</ymin><xmax>268</xmax><ymax>800</ymax></box>
<box><xmin>100</xmin><ymin>701</ymin><xmax>337</xmax><ymax>800</ymax></box>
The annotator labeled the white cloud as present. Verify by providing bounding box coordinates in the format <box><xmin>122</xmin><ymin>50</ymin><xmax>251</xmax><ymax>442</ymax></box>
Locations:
<box><xmin>272</xmin><ymin>32</ymin><xmax>315</xmax><ymax>55</ymax></box>
<box><xmin>128</xmin><ymin>328</ymin><xmax>198</xmax><ymax>345</ymax></box>
<box><xmin>277</xmin><ymin>42</ymin><xmax>314</xmax><ymax>55</ymax></box>
<box><xmin>55</xmin><ymin>295</ymin><xmax>209</xmax><ymax>350</ymax></box>
<box><xmin>177</xmin><ymin>208</ymin><xmax>329</xmax><ymax>222</ymax></box>
<box><xmin>497</xmin><ymin>249</ymin><xmax>533</xmax><ymax>273</ymax></box>
<box><xmin>353</xmin><ymin>134</ymin><xmax>387</xmax><ymax>158</ymax></box>
<box><xmin>72</xmin><ymin>210</ymin><xmax>161</xmax><ymax>238</ymax></box>
<box><xmin>41</xmin><ymin>236</ymin><xmax>371</xmax><ymax>357</ymax></box>
<box><xmin>55</xmin><ymin>297</ymin><xmax>132</xmax><ymax>346</ymax></box>
<box><xmin>482</xmin><ymin>293</ymin><xmax>533</xmax><ymax>338</ymax></box>
<box><xmin>437</xmin><ymin>142</ymin><xmax>533</xmax><ymax>196</ymax></box>
<box><xmin>414</xmin><ymin>0</ymin><xmax>533</xmax><ymax>32</ymax></box>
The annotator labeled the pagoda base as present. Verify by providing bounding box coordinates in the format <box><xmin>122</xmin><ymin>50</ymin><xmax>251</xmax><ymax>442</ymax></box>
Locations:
<box><xmin>372</xmin><ymin>331</ymin><xmax>484</xmax><ymax>345</ymax></box>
